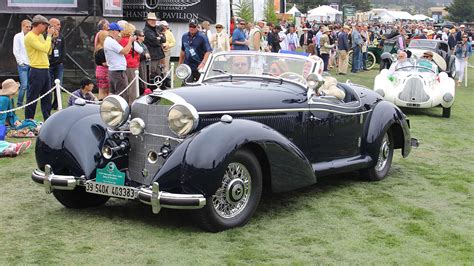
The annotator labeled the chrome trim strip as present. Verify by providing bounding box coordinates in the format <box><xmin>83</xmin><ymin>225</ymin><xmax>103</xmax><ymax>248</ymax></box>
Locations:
<box><xmin>143</xmin><ymin>131</ymin><xmax>183</xmax><ymax>143</ymax></box>
<box><xmin>150</xmin><ymin>90</ymin><xmax>189</xmax><ymax>105</ymax></box>
<box><xmin>106</xmin><ymin>128</ymin><xmax>183</xmax><ymax>143</ymax></box>
<box><xmin>198</xmin><ymin>108</ymin><xmax>372</xmax><ymax>116</ymax></box>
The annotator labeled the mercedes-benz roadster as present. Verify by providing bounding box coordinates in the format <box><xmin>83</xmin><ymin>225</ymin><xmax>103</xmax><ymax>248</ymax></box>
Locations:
<box><xmin>32</xmin><ymin>51</ymin><xmax>417</xmax><ymax>232</ymax></box>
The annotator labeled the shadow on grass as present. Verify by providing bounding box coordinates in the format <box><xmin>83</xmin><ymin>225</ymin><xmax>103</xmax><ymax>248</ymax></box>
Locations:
<box><xmin>399</xmin><ymin>106</ymin><xmax>446</xmax><ymax>118</ymax></box>
<box><xmin>257</xmin><ymin>171</ymin><xmax>363</xmax><ymax>217</ymax></box>
<box><xmin>48</xmin><ymin>171</ymin><xmax>365</xmax><ymax>232</ymax></box>
<box><xmin>56</xmin><ymin>198</ymin><xmax>202</xmax><ymax>232</ymax></box>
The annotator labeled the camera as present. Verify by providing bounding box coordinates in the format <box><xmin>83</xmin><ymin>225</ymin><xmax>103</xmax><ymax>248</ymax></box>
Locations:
<box><xmin>457</xmin><ymin>41</ymin><xmax>463</xmax><ymax>45</ymax></box>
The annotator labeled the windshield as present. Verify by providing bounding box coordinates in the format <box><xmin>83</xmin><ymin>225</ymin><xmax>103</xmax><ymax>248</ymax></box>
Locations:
<box><xmin>408</xmin><ymin>39</ymin><xmax>438</xmax><ymax>50</ymax></box>
<box><xmin>394</xmin><ymin>58</ymin><xmax>438</xmax><ymax>74</ymax></box>
<box><xmin>203</xmin><ymin>52</ymin><xmax>319</xmax><ymax>86</ymax></box>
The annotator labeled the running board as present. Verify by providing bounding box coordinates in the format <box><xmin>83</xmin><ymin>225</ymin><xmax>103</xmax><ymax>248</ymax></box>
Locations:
<box><xmin>312</xmin><ymin>155</ymin><xmax>373</xmax><ymax>177</ymax></box>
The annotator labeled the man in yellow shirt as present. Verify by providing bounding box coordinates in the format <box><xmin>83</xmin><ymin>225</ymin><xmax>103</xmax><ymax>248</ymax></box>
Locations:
<box><xmin>24</xmin><ymin>15</ymin><xmax>56</xmax><ymax>120</ymax></box>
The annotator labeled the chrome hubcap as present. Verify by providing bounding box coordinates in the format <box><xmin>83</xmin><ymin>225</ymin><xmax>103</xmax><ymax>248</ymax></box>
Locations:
<box><xmin>212</xmin><ymin>162</ymin><xmax>251</xmax><ymax>219</ymax></box>
<box><xmin>375</xmin><ymin>133</ymin><xmax>390</xmax><ymax>172</ymax></box>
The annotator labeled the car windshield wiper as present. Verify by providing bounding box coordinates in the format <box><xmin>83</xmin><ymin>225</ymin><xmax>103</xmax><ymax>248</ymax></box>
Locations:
<box><xmin>211</xmin><ymin>68</ymin><xmax>233</xmax><ymax>80</ymax></box>
<box><xmin>262</xmin><ymin>72</ymin><xmax>283</xmax><ymax>84</ymax></box>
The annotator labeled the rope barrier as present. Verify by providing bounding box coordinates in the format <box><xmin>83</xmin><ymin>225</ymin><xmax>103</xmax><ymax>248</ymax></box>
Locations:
<box><xmin>0</xmin><ymin>86</ymin><xmax>57</xmax><ymax>115</ymax></box>
<box><xmin>0</xmin><ymin>69</ymin><xmax>174</xmax><ymax>114</ymax></box>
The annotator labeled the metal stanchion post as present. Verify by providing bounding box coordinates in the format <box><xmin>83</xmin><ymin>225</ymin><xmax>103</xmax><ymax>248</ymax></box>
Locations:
<box><xmin>465</xmin><ymin>63</ymin><xmax>468</xmax><ymax>87</ymax></box>
<box><xmin>171</xmin><ymin>62</ymin><xmax>175</xmax><ymax>89</ymax></box>
<box><xmin>55</xmin><ymin>79</ymin><xmax>63</xmax><ymax>110</ymax></box>
<box><xmin>135</xmin><ymin>70</ymin><xmax>140</xmax><ymax>98</ymax></box>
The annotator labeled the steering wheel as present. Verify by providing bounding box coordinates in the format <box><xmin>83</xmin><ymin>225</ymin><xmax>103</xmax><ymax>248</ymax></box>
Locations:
<box><xmin>279</xmin><ymin>72</ymin><xmax>307</xmax><ymax>85</ymax></box>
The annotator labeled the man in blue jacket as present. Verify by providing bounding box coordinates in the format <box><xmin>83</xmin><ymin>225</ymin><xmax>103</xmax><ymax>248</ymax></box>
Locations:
<box><xmin>337</xmin><ymin>25</ymin><xmax>350</xmax><ymax>75</ymax></box>
<box><xmin>351</xmin><ymin>24</ymin><xmax>363</xmax><ymax>73</ymax></box>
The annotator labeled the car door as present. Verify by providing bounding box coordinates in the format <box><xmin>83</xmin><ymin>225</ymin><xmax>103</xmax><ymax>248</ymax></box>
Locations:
<box><xmin>307</xmin><ymin>97</ymin><xmax>364</xmax><ymax>162</ymax></box>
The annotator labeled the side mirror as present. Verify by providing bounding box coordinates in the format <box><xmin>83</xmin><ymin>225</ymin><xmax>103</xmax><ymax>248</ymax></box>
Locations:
<box><xmin>306</xmin><ymin>73</ymin><xmax>324</xmax><ymax>94</ymax></box>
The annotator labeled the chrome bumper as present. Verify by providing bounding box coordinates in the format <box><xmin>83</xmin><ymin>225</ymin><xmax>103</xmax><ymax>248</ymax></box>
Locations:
<box><xmin>31</xmin><ymin>164</ymin><xmax>206</xmax><ymax>214</ymax></box>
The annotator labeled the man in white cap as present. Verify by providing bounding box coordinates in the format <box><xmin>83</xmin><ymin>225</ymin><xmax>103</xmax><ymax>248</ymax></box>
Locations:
<box><xmin>249</xmin><ymin>20</ymin><xmax>265</xmax><ymax>51</ymax></box>
<box><xmin>161</xmin><ymin>20</ymin><xmax>175</xmax><ymax>74</ymax></box>
<box><xmin>456</xmin><ymin>24</ymin><xmax>466</xmax><ymax>42</ymax></box>
<box><xmin>143</xmin><ymin>12</ymin><xmax>166</xmax><ymax>82</ymax></box>
<box><xmin>24</xmin><ymin>14</ymin><xmax>56</xmax><ymax>120</ymax></box>
<box><xmin>299</xmin><ymin>27</ymin><xmax>313</xmax><ymax>53</ymax></box>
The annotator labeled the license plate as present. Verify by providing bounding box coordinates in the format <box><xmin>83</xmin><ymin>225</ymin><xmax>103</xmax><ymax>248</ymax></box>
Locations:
<box><xmin>85</xmin><ymin>181</ymin><xmax>137</xmax><ymax>200</ymax></box>
<box><xmin>406</xmin><ymin>103</ymin><xmax>420</xmax><ymax>107</ymax></box>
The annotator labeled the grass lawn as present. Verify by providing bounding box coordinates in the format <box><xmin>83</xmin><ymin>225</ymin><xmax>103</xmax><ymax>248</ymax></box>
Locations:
<box><xmin>0</xmin><ymin>58</ymin><xmax>473</xmax><ymax>264</ymax></box>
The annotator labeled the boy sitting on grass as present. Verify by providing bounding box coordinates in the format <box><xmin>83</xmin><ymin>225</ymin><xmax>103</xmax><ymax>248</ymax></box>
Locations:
<box><xmin>67</xmin><ymin>77</ymin><xmax>97</xmax><ymax>107</ymax></box>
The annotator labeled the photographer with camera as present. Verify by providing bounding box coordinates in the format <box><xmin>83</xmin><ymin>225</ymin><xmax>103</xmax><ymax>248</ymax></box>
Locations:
<box><xmin>143</xmin><ymin>12</ymin><xmax>166</xmax><ymax>84</ymax></box>
<box><xmin>454</xmin><ymin>34</ymin><xmax>472</xmax><ymax>87</ymax></box>
<box><xmin>24</xmin><ymin>15</ymin><xmax>56</xmax><ymax>121</ymax></box>
<box><xmin>135</xmin><ymin>29</ymin><xmax>150</xmax><ymax>94</ymax></box>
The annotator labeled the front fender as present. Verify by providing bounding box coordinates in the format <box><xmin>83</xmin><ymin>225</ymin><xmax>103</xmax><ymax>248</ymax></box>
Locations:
<box><xmin>36</xmin><ymin>104</ymin><xmax>109</xmax><ymax>178</ymax></box>
<box><xmin>154</xmin><ymin>119</ymin><xmax>316</xmax><ymax>197</ymax></box>
<box><xmin>363</xmin><ymin>101</ymin><xmax>412</xmax><ymax>161</ymax></box>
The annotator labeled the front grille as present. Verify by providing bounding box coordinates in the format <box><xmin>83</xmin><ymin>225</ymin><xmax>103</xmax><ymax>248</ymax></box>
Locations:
<box><xmin>128</xmin><ymin>102</ymin><xmax>176</xmax><ymax>185</ymax></box>
<box><xmin>398</xmin><ymin>77</ymin><xmax>430</xmax><ymax>103</ymax></box>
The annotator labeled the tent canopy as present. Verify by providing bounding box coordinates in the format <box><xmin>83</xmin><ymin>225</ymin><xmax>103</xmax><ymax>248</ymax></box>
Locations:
<box><xmin>306</xmin><ymin>5</ymin><xmax>341</xmax><ymax>22</ymax></box>
<box><xmin>412</xmin><ymin>14</ymin><xmax>432</xmax><ymax>21</ymax></box>
<box><xmin>370</xmin><ymin>9</ymin><xmax>413</xmax><ymax>22</ymax></box>
<box><xmin>286</xmin><ymin>4</ymin><xmax>301</xmax><ymax>15</ymax></box>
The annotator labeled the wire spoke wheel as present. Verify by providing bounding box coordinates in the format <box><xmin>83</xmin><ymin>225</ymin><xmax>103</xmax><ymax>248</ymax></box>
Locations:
<box><xmin>194</xmin><ymin>149</ymin><xmax>262</xmax><ymax>232</ymax></box>
<box><xmin>375</xmin><ymin>133</ymin><xmax>390</xmax><ymax>172</ymax></box>
<box><xmin>212</xmin><ymin>162</ymin><xmax>252</xmax><ymax>219</ymax></box>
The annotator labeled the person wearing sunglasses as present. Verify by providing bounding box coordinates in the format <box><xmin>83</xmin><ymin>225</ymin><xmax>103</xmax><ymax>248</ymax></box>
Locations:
<box><xmin>230</xmin><ymin>56</ymin><xmax>251</xmax><ymax>74</ymax></box>
<box><xmin>179</xmin><ymin>19</ymin><xmax>212</xmax><ymax>82</ymax></box>
<box><xmin>454</xmin><ymin>34</ymin><xmax>472</xmax><ymax>86</ymax></box>
<box><xmin>231</xmin><ymin>19</ymin><xmax>249</xmax><ymax>50</ymax></box>
<box><xmin>211</xmin><ymin>23</ymin><xmax>230</xmax><ymax>52</ymax></box>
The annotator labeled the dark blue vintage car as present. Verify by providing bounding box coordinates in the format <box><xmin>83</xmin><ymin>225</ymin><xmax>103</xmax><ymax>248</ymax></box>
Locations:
<box><xmin>32</xmin><ymin>51</ymin><xmax>418</xmax><ymax>232</ymax></box>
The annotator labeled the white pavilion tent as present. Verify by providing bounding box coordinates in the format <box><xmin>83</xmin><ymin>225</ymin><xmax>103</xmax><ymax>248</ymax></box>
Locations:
<box><xmin>307</xmin><ymin>5</ymin><xmax>342</xmax><ymax>22</ymax></box>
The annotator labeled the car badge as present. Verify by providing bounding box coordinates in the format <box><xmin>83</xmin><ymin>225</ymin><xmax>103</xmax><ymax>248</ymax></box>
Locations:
<box><xmin>142</xmin><ymin>168</ymin><xmax>149</xmax><ymax>177</ymax></box>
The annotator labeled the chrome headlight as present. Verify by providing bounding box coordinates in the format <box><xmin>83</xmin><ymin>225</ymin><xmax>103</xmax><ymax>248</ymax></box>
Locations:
<box><xmin>100</xmin><ymin>95</ymin><xmax>130</xmax><ymax>128</ymax></box>
<box><xmin>129</xmin><ymin>118</ymin><xmax>145</xmax><ymax>135</ymax></box>
<box><xmin>167</xmin><ymin>103</ymin><xmax>198</xmax><ymax>137</ymax></box>
<box><xmin>176</xmin><ymin>64</ymin><xmax>192</xmax><ymax>80</ymax></box>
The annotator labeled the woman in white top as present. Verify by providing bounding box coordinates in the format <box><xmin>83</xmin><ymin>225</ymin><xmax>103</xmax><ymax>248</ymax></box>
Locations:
<box><xmin>210</xmin><ymin>23</ymin><xmax>230</xmax><ymax>52</ymax></box>
<box><xmin>201</xmin><ymin>21</ymin><xmax>213</xmax><ymax>41</ymax></box>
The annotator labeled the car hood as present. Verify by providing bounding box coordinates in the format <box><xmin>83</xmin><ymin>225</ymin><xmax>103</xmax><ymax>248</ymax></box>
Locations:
<box><xmin>168</xmin><ymin>80</ymin><xmax>308</xmax><ymax>112</ymax></box>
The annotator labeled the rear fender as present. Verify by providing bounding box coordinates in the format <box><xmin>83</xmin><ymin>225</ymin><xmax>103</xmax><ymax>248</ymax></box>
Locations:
<box><xmin>155</xmin><ymin>119</ymin><xmax>316</xmax><ymax>197</ymax></box>
<box><xmin>363</xmin><ymin>101</ymin><xmax>412</xmax><ymax>161</ymax></box>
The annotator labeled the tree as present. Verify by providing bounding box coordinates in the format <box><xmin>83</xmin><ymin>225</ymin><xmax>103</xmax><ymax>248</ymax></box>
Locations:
<box><xmin>264</xmin><ymin>0</ymin><xmax>278</xmax><ymax>25</ymax></box>
<box><xmin>234</xmin><ymin>0</ymin><xmax>254</xmax><ymax>23</ymax></box>
<box><xmin>446</xmin><ymin>0</ymin><xmax>474</xmax><ymax>22</ymax></box>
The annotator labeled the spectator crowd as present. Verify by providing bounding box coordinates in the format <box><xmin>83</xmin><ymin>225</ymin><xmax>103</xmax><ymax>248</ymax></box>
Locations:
<box><xmin>1</xmin><ymin>12</ymin><xmax>473</xmax><ymax>158</ymax></box>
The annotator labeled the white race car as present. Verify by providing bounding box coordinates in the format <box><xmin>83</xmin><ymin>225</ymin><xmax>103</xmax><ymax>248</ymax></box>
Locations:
<box><xmin>374</xmin><ymin>56</ymin><xmax>455</xmax><ymax>118</ymax></box>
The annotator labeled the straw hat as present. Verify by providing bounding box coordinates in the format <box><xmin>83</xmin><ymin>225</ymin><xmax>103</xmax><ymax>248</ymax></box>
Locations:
<box><xmin>322</xmin><ymin>26</ymin><xmax>330</xmax><ymax>33</ymax></box>
<box><xmin>0</xmin><ymin>79</ymin><xmax>19</xmax><ymax>96</ymax></box>
<box><xmin>145</xmin><ymin>12</ymin><xmax>158</xmax><ymax>20</ymax></box>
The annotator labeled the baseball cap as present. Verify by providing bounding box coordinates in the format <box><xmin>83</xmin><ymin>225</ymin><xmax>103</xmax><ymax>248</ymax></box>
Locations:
<box><xmin>189</xmin><ymin>19</ymin><xmax>198</xmax><ymax>26</ymax></box>
<box><xmin>32</xmin><ymin>15</ymin><xmax>49</xmax><ymax>25</ymax></box>
<box><xmin>108</xmin><ymin>22</ymin><xmax>124</xmax><ymax>31</ymax></box>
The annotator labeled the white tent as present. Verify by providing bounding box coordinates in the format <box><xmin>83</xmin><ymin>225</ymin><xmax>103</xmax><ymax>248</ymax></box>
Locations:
<box><xmin>370</xmin><ymin>9</ymin><xmax>413</xmax><ymax>22</ymax></box>
<box><xmin>286</xmin><ymin>4</ymin><xmax>301</xmax><ymax>16</ymax></box>
<box><xmin>307</xmin><ymin>5</ymin><xmax>342</xmax><ymax>22</ymax></box>
<box><xmin>412</xmin><ymin>14</ymin><xmax>432</xmax><ymax>21</ymax></box>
